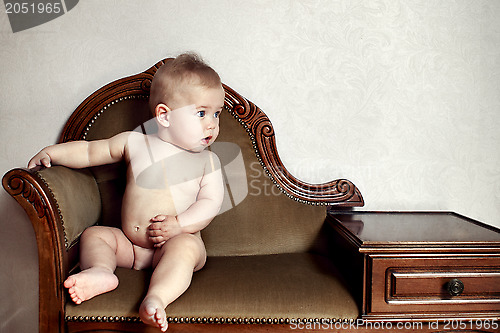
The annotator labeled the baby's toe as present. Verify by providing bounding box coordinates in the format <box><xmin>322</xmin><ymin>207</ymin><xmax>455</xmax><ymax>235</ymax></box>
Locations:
<box><xmin>63</xmin><ymin>277</ymin><xmax>75</xmax><ymax>289</ymax></box>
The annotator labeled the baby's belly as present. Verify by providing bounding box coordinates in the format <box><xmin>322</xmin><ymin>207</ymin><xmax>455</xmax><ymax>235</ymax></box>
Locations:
<box><xmin>121</xmin><ymin>183</ymin><xmax>197</xmax><ymax>248</ymax></box>
<box><xmin>121</xmin><ymin>219</ymin><xmax>155</xmax><ymax>249</ymax></box>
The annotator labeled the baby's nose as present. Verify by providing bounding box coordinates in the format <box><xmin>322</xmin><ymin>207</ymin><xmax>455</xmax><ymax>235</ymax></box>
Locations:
<box><xmin>206</xmin><ymin>118</ymin><xmax>216</xmax><ymax>129</ymax></box>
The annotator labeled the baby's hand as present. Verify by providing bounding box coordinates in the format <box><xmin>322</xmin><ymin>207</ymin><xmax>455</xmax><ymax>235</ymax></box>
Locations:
<box><xmin>28</xmin><ymin>150</ymin><xmax>52</xmax><ymax>169</ymax></box>
<box><xmin>148</xmin><ymin>215</ymin><xmax>182</xmax><ymax>247</ymax></box>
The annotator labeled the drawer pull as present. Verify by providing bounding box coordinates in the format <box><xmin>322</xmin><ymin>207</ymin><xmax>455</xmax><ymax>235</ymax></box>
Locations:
<box><xmin>447</xmin><ymin>278</ymin><xmax>464</xmax><ymax>296</ymax></box>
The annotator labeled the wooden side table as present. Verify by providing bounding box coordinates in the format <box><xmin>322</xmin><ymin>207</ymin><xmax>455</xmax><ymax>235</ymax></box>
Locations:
<box><xmin>326</xmin><ymin>211</ymin><xmax>500</xmax><ymax>325</ymax></box>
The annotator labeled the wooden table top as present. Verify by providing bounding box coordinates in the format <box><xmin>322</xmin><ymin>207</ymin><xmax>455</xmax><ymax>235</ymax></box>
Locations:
<box><xmin>328</xmin><ymin>211</ymin><xmax>500</xmax><ymax>246</ymax></box>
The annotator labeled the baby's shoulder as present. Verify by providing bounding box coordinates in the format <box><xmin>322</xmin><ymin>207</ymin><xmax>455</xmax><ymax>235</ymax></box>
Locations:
<box><xmin>121</xmin><ymin>131</ymin><xmax>150</xmax><ymax>159</ymax></box>
<box><xmin>124</xmin><ymin>130</ymin><xmax>146</xmax><ymax>142</ymax></box>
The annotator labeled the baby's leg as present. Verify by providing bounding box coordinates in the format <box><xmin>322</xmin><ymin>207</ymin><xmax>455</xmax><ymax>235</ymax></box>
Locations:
<box><xmin>64</xmin><ymin>226</ymin><xmax>135</xmax><ymax>304</ymax></box>
<box><xmin>139</xmin><ymin>233</ymin><xmax>206</xmax><ymax>332</ymax></box>
<box><xmin>132</xmin><ymin>244</ymin><xmax>155</xmax><ymax>270</ymax></box>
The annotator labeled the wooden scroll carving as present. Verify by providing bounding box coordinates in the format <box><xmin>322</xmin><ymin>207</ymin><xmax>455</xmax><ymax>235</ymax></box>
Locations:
<box><xmin>223</xmin><ymin>85</ymin><xmax>363</xmax><ymax>206</ymax></box>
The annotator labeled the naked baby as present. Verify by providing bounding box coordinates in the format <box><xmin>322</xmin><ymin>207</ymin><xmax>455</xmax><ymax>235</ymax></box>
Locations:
<box><xmin>28</xmin><ymin>53</ymin><xmax>225</xmax><ymax>332</ymax></box>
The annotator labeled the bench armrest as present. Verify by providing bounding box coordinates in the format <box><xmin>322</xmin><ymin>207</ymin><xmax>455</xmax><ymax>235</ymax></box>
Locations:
<box><xmin>2</xmin><ymin>166</ymin><xmax>101</xmax><ymax>332</ymax></box>
<box><xmin>36</xmin><ymin>166</ymin><xmax>102</xmax><ymax>247</ymax></box>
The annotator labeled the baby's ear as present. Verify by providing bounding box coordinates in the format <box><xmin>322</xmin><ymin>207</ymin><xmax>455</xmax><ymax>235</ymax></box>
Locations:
<box><xmin>155</xmin><ymin>104</ymin><xmax>170</xmax><ymax>127</ymax></box>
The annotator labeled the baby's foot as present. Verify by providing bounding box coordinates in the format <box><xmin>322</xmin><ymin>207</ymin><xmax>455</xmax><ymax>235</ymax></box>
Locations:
<box><xmin>139</xmin><ymin>295</ymin><xmax>168</xmax><ymax>332</ymax></box>
<box><xmin>63</xmin><ymin>267</ymin><xmax>119</xmax><ymax>304</ymax></box>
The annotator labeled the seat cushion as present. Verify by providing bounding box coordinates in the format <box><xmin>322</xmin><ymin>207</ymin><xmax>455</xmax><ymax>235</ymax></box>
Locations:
<box><xmin>65</xmin><ymin>253</ymin><xmax>359</xmax><ymax>322</ymax></box>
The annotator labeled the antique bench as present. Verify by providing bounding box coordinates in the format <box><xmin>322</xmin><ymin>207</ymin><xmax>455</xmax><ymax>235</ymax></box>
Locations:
<box><xmin>3</xmin><ymin>58</ymin><xmax>364</xmax><ymax>332</ymax></box>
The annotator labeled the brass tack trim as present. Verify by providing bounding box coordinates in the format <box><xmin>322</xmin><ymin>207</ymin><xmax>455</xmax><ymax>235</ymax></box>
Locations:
<box><xmin>82</xmin><ymin>95</ymin><xmax>148</xmax><ymax>140</ymax></box>
<box><xmin>66</xmin><ymin>315</ymin><xmax>354</xmax><ymax>325</ymax></box>
<box><xmin>35</xmin><ymin>171</ymin><xmax>69</xmax><ymax>248</ymax></box>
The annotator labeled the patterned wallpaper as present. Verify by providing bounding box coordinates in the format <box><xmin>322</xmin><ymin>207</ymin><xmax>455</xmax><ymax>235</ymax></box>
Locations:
<box><xmin>235</xmin><ymin>0</ymin><xmax>500</xmax><ymax>222</ymax></box>
<box><xmin>0</xmin><ymin>1</ymin><xmax>499</xmax><ymax>331</ymax></box>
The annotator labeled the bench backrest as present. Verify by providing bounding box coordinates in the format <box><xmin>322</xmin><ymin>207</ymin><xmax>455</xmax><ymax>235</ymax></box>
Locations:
<box><xmin>62</xmin><ymin>59</ymin><xmax>364</xmax><ymax>256</ymax></box>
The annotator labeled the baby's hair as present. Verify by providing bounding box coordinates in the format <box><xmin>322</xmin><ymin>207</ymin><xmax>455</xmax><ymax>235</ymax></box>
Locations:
<box><xmin>149</xmin><ymin>52</ymin><xmax>222</xmax><ymax>113</ymax></box>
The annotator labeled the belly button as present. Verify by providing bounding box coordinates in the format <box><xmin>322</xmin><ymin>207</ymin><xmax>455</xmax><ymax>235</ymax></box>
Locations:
<box><xmin>134</xmin><ymin>226</ymin><xmax>140</xmax><ymax>231</ymax></box>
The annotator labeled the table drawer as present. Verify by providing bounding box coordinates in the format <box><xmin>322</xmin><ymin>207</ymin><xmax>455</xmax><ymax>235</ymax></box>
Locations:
<box><xmin>367</xmin><ymin>254</ymin><xmax>500</xmax><ymax>317</ymax></box>
<box><xmin>389</xmin><ymin>268</ymin><xmax>499</xmax><ymax>300</ymax></box>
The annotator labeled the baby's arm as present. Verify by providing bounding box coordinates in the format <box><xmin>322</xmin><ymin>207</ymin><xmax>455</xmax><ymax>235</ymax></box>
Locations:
<box><xmin>28</xmin><ymin>132</ymin><xmax>130</xmax><ymax>169</ymax></box>
<box><xmin>177</xmin><ymin>156</ymin><xmax>224</xmax><ymax>233</ymax></box>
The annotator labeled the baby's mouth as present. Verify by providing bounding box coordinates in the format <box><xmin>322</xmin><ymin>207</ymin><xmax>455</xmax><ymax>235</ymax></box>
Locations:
<box><xmin>202</xmin><ymin>136</ymin><xmax>212</xmax><ymax>145</ymax></box>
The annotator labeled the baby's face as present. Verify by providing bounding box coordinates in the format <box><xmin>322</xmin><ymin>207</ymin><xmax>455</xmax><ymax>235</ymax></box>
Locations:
<box><xmin>166</xmin><ymin>85</ymin><xmax>225</xmax><ymax>152</ymax></box>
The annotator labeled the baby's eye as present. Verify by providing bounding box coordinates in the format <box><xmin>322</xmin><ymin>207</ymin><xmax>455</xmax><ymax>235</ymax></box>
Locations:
<box><xmin>197</xmin><ymin>110</ymin><xmax>206</xmax><ymax>118</ymax></box>
<box><xmin>214</xmin><ymin>111</ymin><xmax>221</xmax><ymax>119</ymax></box>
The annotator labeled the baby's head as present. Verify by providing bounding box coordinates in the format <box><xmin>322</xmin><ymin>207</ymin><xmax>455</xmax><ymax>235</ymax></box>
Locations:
<box><xmin>149</xmin><ymin>53</ymin><xmax>225</xmax><ymax>152</ymax></box>
<box><xmin>149</xmin><ymin>53</ymin><xmax>223</xmax><ymax>113</ymax></box>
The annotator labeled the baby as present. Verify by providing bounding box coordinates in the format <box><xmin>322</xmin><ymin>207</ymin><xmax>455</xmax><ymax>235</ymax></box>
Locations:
<box><xmin>28</xmin><ymin>53</ymin><xmax>225</xmax><ymax>332</ymax></box>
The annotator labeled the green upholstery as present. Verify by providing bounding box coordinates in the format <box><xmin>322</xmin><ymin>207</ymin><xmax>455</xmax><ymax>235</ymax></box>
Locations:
<box><xmin>36</xmin><ymin>166</ymin><xmax>101</xmax><ymax>247</ymax></box>
<box><xmin>45</xmin><ymin>95</ymin><xmax>360</xmax><ymax>324</ymax></box>
<box><xmin>71</xmin><ymin>95</ymin><xmax>330</xmax><ymax>257</ymax></box>
<box><xmin>66</xmin><ymin>253</ymin><xmax>358</xmax><ymax>322</ymax></box>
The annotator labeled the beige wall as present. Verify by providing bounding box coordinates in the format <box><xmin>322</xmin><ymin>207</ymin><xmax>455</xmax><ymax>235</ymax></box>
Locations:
<box><xmin>1</xmin><ymin>1</ymin><xmax>499</xmax><ymax>331</ymax></box>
